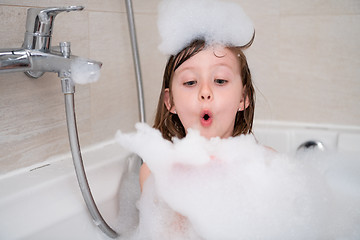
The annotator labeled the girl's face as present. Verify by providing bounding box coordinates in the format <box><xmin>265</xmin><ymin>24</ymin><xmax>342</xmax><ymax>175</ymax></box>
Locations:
<box><xmin>164</xmin><ymin>46</ymin><xmax>248</xmax><ymax>139</ymax></box>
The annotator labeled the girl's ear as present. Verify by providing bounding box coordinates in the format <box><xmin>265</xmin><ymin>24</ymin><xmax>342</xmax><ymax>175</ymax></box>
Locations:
<box><xmin>164</xmin><ymin>88</ymin><xmax>176</xmax><ymax>113</ymax></box>
<box><xmin>239</xmin><ymin>87</ymin><xmax>250</xmax><ymax>111</ymax></box>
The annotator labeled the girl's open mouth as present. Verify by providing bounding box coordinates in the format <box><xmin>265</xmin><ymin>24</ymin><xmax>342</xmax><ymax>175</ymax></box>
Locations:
<box><xmin>200</xmin><ymin>110</ymin><xmax>213</xmax><ymax>127</ymax></box>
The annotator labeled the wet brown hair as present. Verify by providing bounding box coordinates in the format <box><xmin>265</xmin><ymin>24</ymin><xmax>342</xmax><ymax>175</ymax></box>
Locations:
<box><xmin>154</xmin><ymin>36</ymin><xmax>255</xmax><ymax>141</ymax></box>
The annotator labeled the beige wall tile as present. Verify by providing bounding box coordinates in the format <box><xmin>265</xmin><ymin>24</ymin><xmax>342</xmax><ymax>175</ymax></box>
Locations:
<box><xmin>240</xmin><ymin>0</ymin><xmax>280</xmax><ymax>16</ymax></box>
<box><xmin>276</xmin><ymin>14</ymin><xmax>360</xmax><ymax>125</ymax></box>
<box><xmin>89</xmin><ymin>11</ymin><xmax>139</xmax><ymax>142</ymax></box>
<box><xmin>0</xmin><ymin>72</ymin><xmax>71</xmax><ymax>173</ymax></box>
<box><xmin>280</xmin><ymin>0</ymin><xmax>360</xmax><ymax>15</ymax></box>
<box><xmin>132</xmin><ymin>0</ymin><xmax>162</xmax><ymax>14</ymax></box>
<box><xmin>86</xmin><ymin>0</ymin><xmax>122</xmax><ymax>12</ymax></box>
<box><xmin>135</xmin><ymin>13</ymin><xmax>167</xmax><ymax>123</ymax></box>
<box><xmin>53</xmin><ymin>10</ymin><xmax>89</xmax><ymax>57</ymax></box>
<box><xmin>246</xmin><ymin>14</ymin><xmax>281</xmax><ymax>120</ymax></box>
<box><xmin>0</xmin><ymin>6</ymin><xmax>27</xmax><ymax>48</ymax></box>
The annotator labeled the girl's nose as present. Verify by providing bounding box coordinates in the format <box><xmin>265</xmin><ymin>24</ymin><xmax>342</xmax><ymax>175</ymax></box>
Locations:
<box><xmin>199</xmin><ymin>84</ymin><xmax>213</xmax><ymax>101</ymax></box>
<box><xmin>201</xmin><ymin>93</ymin><xmax>212</xmax><ymax>100</ymax></box>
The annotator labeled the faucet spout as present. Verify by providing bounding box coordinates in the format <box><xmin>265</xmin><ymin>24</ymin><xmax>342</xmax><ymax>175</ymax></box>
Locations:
<box><xmin>0</xmin><ymin>47</ymin><xmax>102</xmax><ymax>80</ymax></box>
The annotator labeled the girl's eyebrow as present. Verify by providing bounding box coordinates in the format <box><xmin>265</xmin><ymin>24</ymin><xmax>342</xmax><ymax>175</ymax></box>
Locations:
<box><xmin>178</xmin><ymin>62</ymin><xmax>234</xmax><ymax>72</ymax></box>
<box><xmin>174</xmin><ymin>66</ymin><xmax>197</xmax><ymax>77</ymax></box>
<box><xmin>175</xmin><ymin>66</ymin><xmax>195</xmax><ymax>73</ymax></box>
<box><xmin>215</xmin><ymin>63</ymin><xmax>233</xmax><ymax>69</ymax></box>
<box><xmin>213</xmin><ymin>63</ymin><xmax>238</xmax><ymax>74</ymax></box>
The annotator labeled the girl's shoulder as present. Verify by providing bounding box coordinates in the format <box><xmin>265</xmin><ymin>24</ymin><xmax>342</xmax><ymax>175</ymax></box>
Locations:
<box><xmin>265</xmin><ymin>145</ymin><xmax>277</xmax><ymax>152</ymax></box>
<box><xmin>139</xmin><ymin>163</ymin><xmax>151</xmax><ymax>192</ymax></box>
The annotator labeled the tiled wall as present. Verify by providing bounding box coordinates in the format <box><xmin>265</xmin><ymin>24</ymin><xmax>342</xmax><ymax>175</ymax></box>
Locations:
<box><xmin>0</xmin><ymin>0</ymin><xmax>359</xmax><ymax>174</ymax></box>
<box><xmin>246</xmin><ymin>0</ymin><xmax>360</xmax><ymax>126</ymax></box>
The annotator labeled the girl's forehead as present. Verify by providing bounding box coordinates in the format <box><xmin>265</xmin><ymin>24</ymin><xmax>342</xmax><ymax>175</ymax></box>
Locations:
<box><xmin>175</xmin><ymin>46</ymin><xmax>239</xmax><ymax>73</ymax></box>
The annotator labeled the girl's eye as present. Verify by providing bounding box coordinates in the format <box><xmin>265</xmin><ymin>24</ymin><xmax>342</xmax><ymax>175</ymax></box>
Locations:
<box><xmin>215</xmin><ymin>79</ymin><xmax>228</xmax><ymax>85</ymax></box>
<box><xmin>183</xmin><ymin>80</ymin><xmax>197</xmax><ymax>86</ymax></box>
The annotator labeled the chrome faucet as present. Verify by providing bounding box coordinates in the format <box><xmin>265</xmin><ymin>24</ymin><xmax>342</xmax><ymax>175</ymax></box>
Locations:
<box><xmin>0</xmin><ymin>6</ymin><xmax>116</xmax><ymax>238</ymax></box>
<box><xmin>0</xmin><ymin>6</ymin><xmax>102</xmax><ymax>83</ymax></box>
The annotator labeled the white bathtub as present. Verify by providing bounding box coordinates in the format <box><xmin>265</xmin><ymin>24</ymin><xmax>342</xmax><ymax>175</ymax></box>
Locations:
<box><xmin>0</xmin><ymin>141</ymin><xmax>141</xmax><ymax>240</ymax></box>
<box><xmin>0</xmin><ymin>121</ymin><xmax>359</xmax><ymax>239</ymax></box>
<box><xmin>253</xmin><ymin>120</ymin><xmax>360</xmax><ymax>154</ymax></box>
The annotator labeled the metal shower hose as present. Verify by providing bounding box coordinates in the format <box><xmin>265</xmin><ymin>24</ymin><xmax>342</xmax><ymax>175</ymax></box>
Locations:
<box><xmin>62</xmin><ymin>0</ymin><xmax>145</xmax><ymax>238</ymax></box>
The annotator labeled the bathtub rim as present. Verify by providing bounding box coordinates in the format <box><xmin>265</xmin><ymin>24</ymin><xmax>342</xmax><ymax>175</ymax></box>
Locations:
<box><xmin>253</xmin><ymin>120</ymin><xmax>360</xmax><ymax>132</ymax></box>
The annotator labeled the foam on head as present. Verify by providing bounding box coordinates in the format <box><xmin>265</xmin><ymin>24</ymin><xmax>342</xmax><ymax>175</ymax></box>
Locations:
<box><xmin>157</xmin><ymin>0</ymin><xmax>254</xmax><ymax>55</ymax></box>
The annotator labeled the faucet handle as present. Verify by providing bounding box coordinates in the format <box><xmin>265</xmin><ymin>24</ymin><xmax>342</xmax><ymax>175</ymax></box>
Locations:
<box><xmin>39</xmin><ymin>6</ymin><xmax>84</xmax><ymax>16</ymax></box>
<box><xmin>23</xmin><ymin>6</ymin><xmax>84</xmax><ymax>51</ymax></box>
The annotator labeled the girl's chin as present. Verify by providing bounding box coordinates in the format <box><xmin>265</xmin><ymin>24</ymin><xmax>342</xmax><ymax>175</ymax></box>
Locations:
<box><xmin>185</xmin><ymin>125</ymin><xmax>230</xmax><ymax>139</ymax></box>
<box><xmin>185</xmin><ymin>127</ymin><xmax>213</xmax><ymax>139</ymax></box>
<box><xmin>201</xmin><ymin>129</ymin><xmax>233</xmax><ymax>139</ymax></box>
<box><xmin>199</xmin><ymin>130</ymin><xmax>219</xmax><ymax>139</ymax></box>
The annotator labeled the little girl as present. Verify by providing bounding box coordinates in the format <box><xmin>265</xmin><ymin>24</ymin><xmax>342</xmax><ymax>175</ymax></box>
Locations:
<box><xmin>116</xmin><ymin>2</ymin><xmax>360</xmax><ymax>239</ymax></box>
<box><xmin>136</xmin><ymin>0</ymin><xmax>257</xmax><ymax>191</ymax></box>
<box><xmin>140</xmin><ymin>36</ymin><xmax>256</xmax><ymax>190</ymax></box>
<box><xmin>116</xmin><ymin>3</ymin><xmax>360</xmax><ymax>238</ymax></box>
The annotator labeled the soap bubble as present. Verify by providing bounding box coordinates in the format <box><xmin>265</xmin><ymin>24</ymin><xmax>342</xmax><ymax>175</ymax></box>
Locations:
<box><xmin>70</xmin><ymin>57</ymin><xmax>101</xmax><ymax>84</ymax></box>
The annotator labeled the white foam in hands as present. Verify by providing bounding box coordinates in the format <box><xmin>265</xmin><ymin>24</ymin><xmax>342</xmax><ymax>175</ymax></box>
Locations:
<box><xmin>116</xmin><ymin>123</ymin><xmax>360</xmax><ymax>240</ymax></box>
<box><xmin>157</xmin><ymin>0</ymin><xmax>254</xmax><ymax>55</ymax></box>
